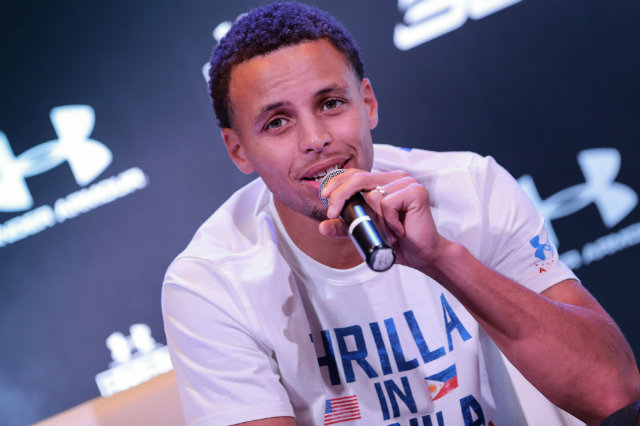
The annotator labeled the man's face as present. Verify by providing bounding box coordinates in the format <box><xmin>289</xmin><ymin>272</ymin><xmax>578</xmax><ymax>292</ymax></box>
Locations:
<box><xmin>221</xmin><ymin>39</ymin><xmax>379</xmax><ymax>222</ymax></box>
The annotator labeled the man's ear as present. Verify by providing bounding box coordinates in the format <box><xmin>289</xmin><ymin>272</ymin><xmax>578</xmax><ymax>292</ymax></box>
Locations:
<box><xmin>221</xmin><ymin>128</ymin><xmax>254</xmax><ymax>174</ymax></box>
<box><xmin>361</xmin><ymin>78</ymin><xmax>379</xmax><ymax>130</ymax></box>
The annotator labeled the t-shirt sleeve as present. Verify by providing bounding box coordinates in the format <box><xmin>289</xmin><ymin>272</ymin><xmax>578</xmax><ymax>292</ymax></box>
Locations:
<box><xmin>162</xmin><ymin>256</ymin><xmax>294</xmax><ymax>426</ymax></box>
<box><xmin>469</xmin><ymin>155</ymin><xmax>578</xmax><ymax>294</ymax></box>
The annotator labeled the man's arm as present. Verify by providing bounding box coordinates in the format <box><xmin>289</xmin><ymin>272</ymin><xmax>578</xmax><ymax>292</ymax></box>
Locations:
<box><xmin>163</xmin><ymin>258</ymin><xmax>297</xmax><ymax>426</ymax></box>
<box><xmin>421</xmin><ymin>240</ymin><xmax>640</xmax><ymax>425</ymax></box>
<box><xmin>320</xmin><ymin>169</ymin><xmax>640</xmax><ymax>425</ymax></box>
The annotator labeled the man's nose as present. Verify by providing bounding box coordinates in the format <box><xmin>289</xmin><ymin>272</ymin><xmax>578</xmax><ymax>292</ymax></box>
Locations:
<box><xmin>300</xmin><ymin>117</ymin><xmax>331</xmax><ymax>153</ymax></box>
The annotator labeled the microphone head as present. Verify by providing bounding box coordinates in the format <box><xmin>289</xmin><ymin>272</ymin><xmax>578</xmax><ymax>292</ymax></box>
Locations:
<box><xmin>318</xmin><ymin>169</ymin><xmax>346</xmax><ymax>208</ymax></box>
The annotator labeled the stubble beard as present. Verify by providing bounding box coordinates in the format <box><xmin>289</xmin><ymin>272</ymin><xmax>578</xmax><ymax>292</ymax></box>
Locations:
<box><xmin>272</xmin><ymin>189</ymin><xmax>330</xmax><ymax>224</ymax></box>
<box><xmin>307</xmin><ymin>204</ymin><xmax>329</xmax><ymax>222</ymax></box>
<box><xmin>290</xmin><ymin>196</ymin><xmax>329</xmax><ymax>222</ymax></box>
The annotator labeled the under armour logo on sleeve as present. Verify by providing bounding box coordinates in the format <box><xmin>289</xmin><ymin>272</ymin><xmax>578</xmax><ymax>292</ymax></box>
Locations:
<box><xmin>529</xmin><ymin>235</ymin><xmax>552</xmax><ymax>260</ymax></box>
<box><xmin>0</xmin><ymin>105</ymin><xmax>112</xmax><ymax>212</ymax></box>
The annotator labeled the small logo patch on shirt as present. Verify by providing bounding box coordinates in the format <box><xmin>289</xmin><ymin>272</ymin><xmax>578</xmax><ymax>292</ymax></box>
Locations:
<box><xmin>425</xmin><ymin>364</ymin><xmax>459</xmax><ymax>401</ymax></box>
<box><xmin>324</xmin><ymin>395</ymin><xmax>361</xmax><ymax>425</ymax></box>
<box><xmin>530</xmin><ymin>235</ymin><xmax>552</xmax><ymax>260</ymax></box>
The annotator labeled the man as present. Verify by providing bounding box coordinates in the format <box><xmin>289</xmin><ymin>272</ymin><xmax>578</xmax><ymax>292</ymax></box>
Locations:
<box><xmin>162</xmin><ymin>3</ymin><xmax>640</xmax><ymax>425</ymax></box>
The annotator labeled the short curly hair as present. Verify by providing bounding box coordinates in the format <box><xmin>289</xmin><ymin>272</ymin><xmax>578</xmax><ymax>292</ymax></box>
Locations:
<box><xmin>208</xmin><ymin>2</ymin><xmax>364</xmax><ymax>128</ymax></box>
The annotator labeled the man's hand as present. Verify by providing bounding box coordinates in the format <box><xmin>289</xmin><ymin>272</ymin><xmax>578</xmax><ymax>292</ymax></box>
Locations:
<box><xmin>318</xmin><ymin>169</ymin><xmax>447</xmax><ymax>272</ymax></box>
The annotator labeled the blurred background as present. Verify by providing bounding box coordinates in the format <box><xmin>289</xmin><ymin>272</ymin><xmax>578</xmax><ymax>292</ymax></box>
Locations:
<box><xmin>1</xmin><ymin>1</ymin><xmax>639</xmax><ymax>424</ymax></box>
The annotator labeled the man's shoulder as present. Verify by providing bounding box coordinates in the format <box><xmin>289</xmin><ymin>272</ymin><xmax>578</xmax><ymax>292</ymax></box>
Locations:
<box><xmin>172</xmin><ymin>177</ymin><xmax>274</xmax><ymax>265</ymax></box>
<box><xmin>373</xmin><ymin>144</ymin><xmax>487</xmax><ymax>177</ymax></box>
<box><xmin>162</xmin><ymin>177</ymin><xmax>292</xmax><ymax>321</ymax></box>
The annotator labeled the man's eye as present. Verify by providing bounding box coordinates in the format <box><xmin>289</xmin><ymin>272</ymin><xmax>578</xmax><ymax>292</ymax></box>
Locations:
<box><xmin>266</xmin><ymin>117</ymin><xmax>288</xmax><ymax>130</ymax></box>
<box><xmin>323</xmin><ymin>99</ymin><xmax>344</xmax><ymax>110</ymax></box>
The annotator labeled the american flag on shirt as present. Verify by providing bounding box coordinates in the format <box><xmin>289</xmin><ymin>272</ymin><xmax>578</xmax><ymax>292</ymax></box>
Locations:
<box><xmin>323</xmin><ymin>395</ymin><xmax>361</xmax><ymax>425</ymax></box>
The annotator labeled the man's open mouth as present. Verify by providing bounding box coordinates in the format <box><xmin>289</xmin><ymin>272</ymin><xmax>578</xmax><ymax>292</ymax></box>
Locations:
<box><xmin>303</xmin><ymin>163</ymin><xmax>346</xmax><ymax>183</ymax></box>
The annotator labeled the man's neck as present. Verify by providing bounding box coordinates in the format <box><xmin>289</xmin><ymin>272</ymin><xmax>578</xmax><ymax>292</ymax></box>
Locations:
<box><xmin>274</xmin><ymin>199</ymin><xmax>363</xmax><ymax>269</ymax></box>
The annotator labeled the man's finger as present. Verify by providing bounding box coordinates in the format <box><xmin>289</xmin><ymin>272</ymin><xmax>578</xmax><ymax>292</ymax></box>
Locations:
<box><xmin>318</xmin><ymin>218</ymin><xmax>349</xmax><ymax>238</ymax></box>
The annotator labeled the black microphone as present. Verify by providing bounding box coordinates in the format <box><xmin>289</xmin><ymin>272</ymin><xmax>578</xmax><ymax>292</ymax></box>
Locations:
<box><xmin>319</xmin><ymin>169</ymin><xmax>395</xmax><ymax>272</ymax></box>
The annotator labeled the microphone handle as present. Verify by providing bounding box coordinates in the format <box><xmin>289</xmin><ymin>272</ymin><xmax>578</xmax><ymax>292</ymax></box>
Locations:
<box><xmin>341</xmin><ymin>193</ymin><xmax>396</xmax><ymax>272</ymax></box>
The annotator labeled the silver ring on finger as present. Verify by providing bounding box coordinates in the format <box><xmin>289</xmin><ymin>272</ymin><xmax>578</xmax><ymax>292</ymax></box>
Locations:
<box><xmin>376</xmin><ymin>186</ymin><xmax>387</xmax><ymax>197</ymax></box>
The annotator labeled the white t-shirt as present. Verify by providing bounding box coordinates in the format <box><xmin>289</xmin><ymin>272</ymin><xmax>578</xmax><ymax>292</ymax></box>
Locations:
<box><xmin>162</xmin><ymin>145</ymin><xmax>577</xmax><ymax>426</ymax></box>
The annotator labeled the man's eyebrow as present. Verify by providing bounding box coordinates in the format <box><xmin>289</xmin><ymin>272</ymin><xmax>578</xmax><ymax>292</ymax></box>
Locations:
<box><xmin>314</xmin><ymin>84</ymin><xmax>350</xmax><ymax>98</ymax></box>
<box><xmin>254</xmin><ymin>101</ymin><xmax>288</xmax><ymax>127</ymax></box>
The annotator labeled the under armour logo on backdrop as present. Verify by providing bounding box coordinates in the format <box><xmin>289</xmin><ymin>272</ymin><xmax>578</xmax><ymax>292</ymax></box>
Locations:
<box><xmin>518</xmin><ymin>148</ymin><xmax>638</xmax><ymax>247</ymax></box>
<box><xmin>393</xmin><ymin>0</ymin><xmax>523</xmax><ymax>50</ymax></box>
<box><xmin>0</xmin><ymin>105</ymin><xmax>112</xmax><ymax>212</ymax></box>
<box><xmin>106</xmin><ymin>323</ymin><xmax>158</xmax><ymax>365</ymax></box>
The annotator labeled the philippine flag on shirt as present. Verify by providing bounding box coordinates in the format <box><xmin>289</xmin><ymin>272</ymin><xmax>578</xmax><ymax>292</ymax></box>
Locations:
<box><xmin>323</xmin><ymin>395</ymin><xmax>361</xmax><ymax>425</ymax></box>
<box><xmin>425</xmin><ymin>364</ymin><xmax>458</xmax><ymax>401</ymax></box>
